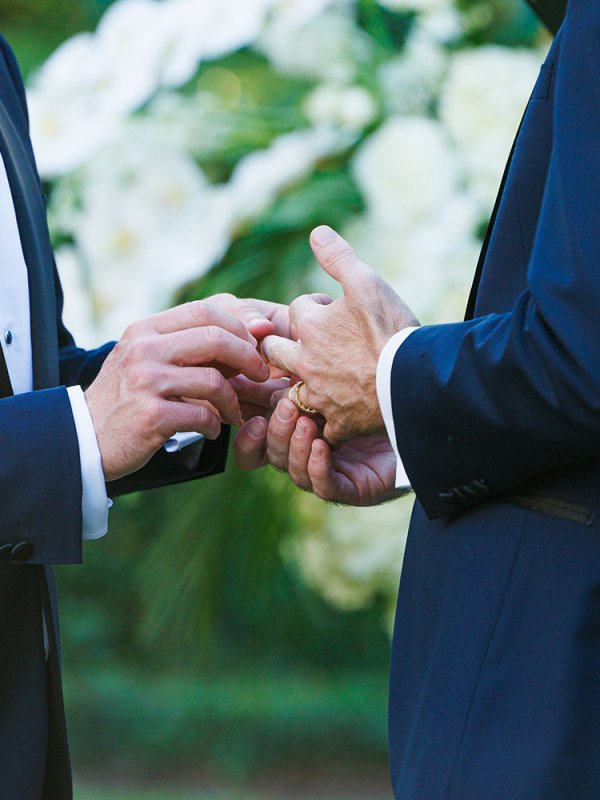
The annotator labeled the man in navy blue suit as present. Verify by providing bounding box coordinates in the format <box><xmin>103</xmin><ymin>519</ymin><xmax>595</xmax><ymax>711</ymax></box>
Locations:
<box><xmin>235</xmin><ymin>0</ymin><xmax>600</xmax><ymax>797</ymax></box>
<box><xmin>0</xmin><ymin>32</ymin><xmax>289</xmax><ymax>798</ymax></box>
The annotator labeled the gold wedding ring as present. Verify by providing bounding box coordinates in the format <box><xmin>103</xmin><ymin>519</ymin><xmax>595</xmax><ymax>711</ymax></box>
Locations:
<box><xmin>289</xmin><ymin>381</ymin><xmax>318</xmax><ymax>415</ymax></box>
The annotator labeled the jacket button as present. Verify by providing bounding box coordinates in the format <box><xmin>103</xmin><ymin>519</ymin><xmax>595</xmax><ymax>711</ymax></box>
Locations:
<box><xmin>0</xmin><ymin>544</ymin><xmax>13</xmax><ymax>563</ymax></box>
<box><xmin>471</xmin><ymin>479</ymin><xmax>491</xmax><ymax>496</ymax></box>
<box><xmin>11</xmin><ymin>542</ymin><xmax>34</xmax><ymax>562</ymax></box>
<box><xmin>439</xmin><ymin>490</ymin><xmax>459</xmax><ymax>504</ymax></box>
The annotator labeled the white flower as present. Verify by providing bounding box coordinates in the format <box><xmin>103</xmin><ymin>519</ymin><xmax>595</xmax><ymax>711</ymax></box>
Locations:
<box><xmin>227</xmin><ymin>127</ymin><xmax>354</xmax><ymax>223</ymax></box>
<box><xmin>289</xmin><ymin>493</ymin><xmax>414</xmax><ymax>618</ymax></box>
<box><xmin>27</xmin><ymin>34</ymin><xmax>123</xmax><ymax>177</ymax></box>
<box><xmin>159</xmin><ymin>0</ymin><xmax>274</xmax><ymax>88</ymax></box>
<box><xmin>304</xmin><ymin>84</ymin><xmax>377</xmax><ymax>131</ymax></box>
<box><xmin>54</xmin><ymin>247</ymin><xmax>97</xmax><ymax>349</ymax></box>
<box><xmin>267</xmin><ymin>0</ymin><xmax>339</xmax><ymax>29</ymax></box>
<box><xmin>66</xmin><ymin>128</ymin><xmax>232</xmax><ymax>341</ymax></box>
<box><xmin>353</xmin><ymin>116</ymin><xmax>457</xmax><ymax>228</ymax></box>
<box><xmin>377</xmin><ymin>0</ymin><xmax>452</xmax><ymax>12</ymax></box>
<box><xmin>440</xmin><ymin>45</ymin><xmax>543</xmax><ymax>210</ymax></box>
<box><xmin>378</xmin><ymin>28</ymin><xmax>448</xmax><ymax>116</ymax></box>
<box><xmin>257</xmin><ymin>8</ymin><xmax>371</xmax><ymax>83</ymax></box>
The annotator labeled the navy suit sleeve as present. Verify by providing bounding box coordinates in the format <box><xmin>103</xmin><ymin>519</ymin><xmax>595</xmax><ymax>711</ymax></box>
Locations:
<box><xmin>391</xmin><ymin>0</ymin><xmax>600</xmax><ymax>519</ymax></box>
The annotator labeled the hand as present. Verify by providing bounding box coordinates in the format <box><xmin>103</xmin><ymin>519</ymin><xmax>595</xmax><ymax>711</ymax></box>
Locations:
<box><xmin>203</xmin><ymin>293</ymin><xmax>291</xmax><ymax>348</ymax></box>
<box><xmin>229</xmin><ymin>374</ymin><xmax>292</xmax><ymax>421</ymax></box>
<box><xmin>261</xmin><ymin>226</ymin><xmax>419</xmax><ymax>444</ymax></box>
<box><xmin>234</xmin><ymin>398</ymin><xmax>403</xmax><ymax>506</ymax></box>
<box><xmin>85</xmin><ymin>300</ymin><xmax>270</xmax><ymax>482</ymax></box>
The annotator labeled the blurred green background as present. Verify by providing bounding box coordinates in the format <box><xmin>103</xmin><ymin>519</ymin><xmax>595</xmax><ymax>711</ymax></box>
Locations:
<box><xmin>0</xmin><ymin>1</ymin><xmax>544</xmax><ymax>798</ymax></box>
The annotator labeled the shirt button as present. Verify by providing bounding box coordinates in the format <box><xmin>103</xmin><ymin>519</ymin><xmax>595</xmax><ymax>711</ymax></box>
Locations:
<box><xmin>4</xmin><ymin>330</ymin><xmax>12</xmax><ymax>345</ymax></box>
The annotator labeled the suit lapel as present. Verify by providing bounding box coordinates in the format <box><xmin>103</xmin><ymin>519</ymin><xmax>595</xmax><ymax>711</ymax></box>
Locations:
<box><xmin>0</xmin><ymin>97</ymin><xmax>59</xmax><ymax>390</ymax></box>
<box><xmin>525</xmin><ymin>0</ymin><xmax>566</xmax><ymax>34</ymax></box>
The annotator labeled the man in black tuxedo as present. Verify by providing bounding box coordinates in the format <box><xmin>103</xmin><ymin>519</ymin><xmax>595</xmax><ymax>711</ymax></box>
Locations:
<box><xmin>0</xmin><ymin>32</ymin><xmax>287</xmax><ymax>798</ymax></box>
<box><xmin>236</xmin><ymin>1</ymin><xmax>600</xmax><ymax>797</ymax></box>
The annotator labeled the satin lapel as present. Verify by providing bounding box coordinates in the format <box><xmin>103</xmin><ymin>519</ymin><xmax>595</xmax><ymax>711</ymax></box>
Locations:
<box><xmin>525</xmin><ymin>0</ymin><xmax>566</xmax><ymax>35</ymax></box>
<box><xmin>0</xmin><ymin>98</ymin><xmax>59</xmax><ymax>390</ymax></box>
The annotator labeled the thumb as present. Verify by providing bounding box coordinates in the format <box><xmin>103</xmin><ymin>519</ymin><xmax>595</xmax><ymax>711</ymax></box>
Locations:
<box><xmin>309</xmin><ymin>226</ymin><xmax>371</xmax><ymax>294</ymax></box>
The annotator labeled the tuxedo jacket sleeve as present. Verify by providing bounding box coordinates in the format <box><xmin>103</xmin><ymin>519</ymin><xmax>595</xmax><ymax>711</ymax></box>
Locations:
<box><xmin>391</xmin><ymin>0</ymin><xmax>600</xmax><ymax>520</ymax></box>
<box><xmin>0</xmin><ymin>35</ymin><xmax>228</xmax><ymax>566</ymax></box>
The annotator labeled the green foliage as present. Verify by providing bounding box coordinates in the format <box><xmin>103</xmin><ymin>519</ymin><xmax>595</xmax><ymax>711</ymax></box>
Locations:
<box><xmin>181</xmin><ymin>167</ymin><xmax>363</xmax><ymax>304</ymax></box>
<box><xmin>456</xmin><ymin>0</ymin><xmax>543</xmax><ymax>46</ymax></box>
<box><xmin>57</xmin><ymin>454</ymin><xmax>392</xmax><ymax>673</ymax></box>
<box><xmin>1</xmin><ymin>1</ymin><xmax>109</xmax><ymax>76</ymax></box>
<box><xmin>65</xmin><ymin>664</ymin><xmax>388</xmax><ymax>774</ymax></box>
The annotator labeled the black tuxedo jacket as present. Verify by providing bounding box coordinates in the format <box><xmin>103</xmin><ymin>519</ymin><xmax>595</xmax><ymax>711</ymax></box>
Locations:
<box><xmin>0</xmin><ymin>35</ymin><xmax>229</xmax><ymax>799</ymax></box>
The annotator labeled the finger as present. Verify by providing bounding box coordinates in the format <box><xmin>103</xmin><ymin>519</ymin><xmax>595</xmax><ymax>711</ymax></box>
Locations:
<box><xmin>323</xmin><ymin>419</ymin><xmax>348</xmax><ymax>447</ymax></box>
<box><xmin>242</xmin><ymin>299</ymin><xmax>292</xmax><ymax>339</ymax></box>
<box><xmin>269</xmin><ymin>387</ymin><xmax>290</xmax><ymax>408</ymax></box>
<box><xmin>162</xmin><ymin>327</ymin><xmax>269</xmax><ymax>382</ymax></box>
<box><xmin>287</xmin><ymin>416</ymin><xmax>320</xmax><ymax>491</ymax></box>
<box><xmin>161</xmin><ymin>398</ymin><xmax>223</xmax><ymax>441</ymax></box>
<box><xmin>162</xmin><ymin>366</ymin><xmax>242</xmax><ymax>426</ymax></box>
<box><xmin>240</xmin><ymin>403</ymin><xmax>274</xmax><ymax>421</ymax></box>
<box><xmin>288</xmin><ymin>293</ymin><xmax>334</xmax><ymax>328</ymax></box>
<box><xmin>148</xmin><ymin>300</ymin><xmax>255</xmax><ymax>343</ymax></box>
<box><xmin>261</xmin><ymin>335</ymin><xmax>301</xmax><ymax>375</ymax></box>
<box><xmin>204</xmin><ymin>293</ymin><xmax>275</xmax><ymax>340</ymax></box>
<box><xmin>234</xmin><ymin>416</ymin><xmax>269</xmax><ymax>470</ymax></box>
<box><xmin>229</xmin><ymin>376</ymin><xmax>290</xmax><ymax>410</ymax></box>
<box><xmin>309</xmin><ymin>226</ymin><xmax>372</xmax><ymax>295</ymax></box>
<box><xmin>307</xmin><ymin>438</ymin><xmax>344</xmax><ymax>501</ymax></box>
<box><xmin>266</xmin><ymin>398</ymin><xmax>300</xmax><ymax>471</ymax></box>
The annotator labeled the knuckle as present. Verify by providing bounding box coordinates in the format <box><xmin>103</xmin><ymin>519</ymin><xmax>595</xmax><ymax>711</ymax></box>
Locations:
<box><xmin>123</xmin><ymin>320</ymin><xmax>144</xmax><ymax>339</ymax></box>
<box><xmin>131</xmin><ymin>364</ymin><xmax>160</xmax><ymax>392</ymax></box>
<box><xmin>322</xmin><ymin>245</ymin><xmax>354</xmax><ymax>271</ymax></box>
<box><xmin>131</xmin><ymin>336</ymin><xmax>153</xmax><ymax>360</ymax></box>
<box><xmin>142</xmin><ymin>398</ymin><xmax>163</xmax><ymax>432</ymax></box>
<box><xmin>211</xmin><ymin>292</ymin><xmax>235</xmax><ymax>306</ymax></box>
<box><xmin>204</xmin><ymin>325</ymin><xmax>226</xmax><ymax>348</ymax></box>
<box><xmin>203</xmin><ymin>367</ymin><xmax>226</xmax><ymax>393</ymax></box>
<box><xmin>187</xmin><ymin>299</ymin><xmax>209</xmax><ymax>323</ymax></box>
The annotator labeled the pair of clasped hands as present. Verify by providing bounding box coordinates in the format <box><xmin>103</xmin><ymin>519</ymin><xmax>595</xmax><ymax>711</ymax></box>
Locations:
<box><xmin>85</xmin><ymin>226</ymin><xmax>419</xmax><ymax>506</ymax></box>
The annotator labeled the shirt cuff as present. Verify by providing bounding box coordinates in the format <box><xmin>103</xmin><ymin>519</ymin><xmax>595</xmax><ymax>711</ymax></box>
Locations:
<box><xmin>67</xmin><ymin>386</ymin><xmax>111</xmax><ymax>541</ymax></box>
<box><xmin>164</xmin><ymin>431</ymin><xmax>205</xmax><ymax>453</ymax></box>
<box><xmin>376</xmin><ymin>327</ymin><xmax>419</xmax><ymax>489</ymax></box>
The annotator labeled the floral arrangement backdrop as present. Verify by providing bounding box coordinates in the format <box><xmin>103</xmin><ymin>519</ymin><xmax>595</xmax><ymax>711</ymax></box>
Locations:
<box><xmin>29</xmin><ymin>0</ymin><xmax>548</xmax><ymax>627</ymax></box>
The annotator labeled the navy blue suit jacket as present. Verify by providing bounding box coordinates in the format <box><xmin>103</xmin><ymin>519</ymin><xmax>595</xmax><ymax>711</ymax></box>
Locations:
<box><xmin>389</xmin><ymin>2</ymin><xmax>600</xmax><ymax>798</ymax></box>
<box><xmin>0</xmin><ymin>35</ymin><xmax>229</xmax><ymax>798</ymax></box>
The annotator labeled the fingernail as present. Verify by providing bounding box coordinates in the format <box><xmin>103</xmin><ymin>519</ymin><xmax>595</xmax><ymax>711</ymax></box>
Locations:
<box><xmin>294</xmin><ymin>420</ymin><xmax>308</xmax><ymax>437</ymax></box>
<box><xmin>311</xmin><ymin>226</ymin><xmax>338</xmax><ymax>246</ymax></box>
<box><xmin>277</xmin><ymin>400</ymin><xmax>294</xmax><ymax>421</ymax></box>
<box><xmin>246</xmin><ymin>417</ymin><xmax>265</xmax><ymax>440</ymax></box>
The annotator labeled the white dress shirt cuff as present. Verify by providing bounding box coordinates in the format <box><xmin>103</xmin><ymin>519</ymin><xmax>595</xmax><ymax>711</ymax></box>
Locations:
<box><xmin>67</xmin><ymin>386</ymin><xmax>111</xmax><ymax>541</ymax></box>
<box><xmin>164</xmin><ymin>431</ymin><xmax>205</xmax><ymax>453</ymax></box>
<box><xmin>376</xmin><ymin>327</ymin><xmax>419</xmax><ymax>489</ymax></box>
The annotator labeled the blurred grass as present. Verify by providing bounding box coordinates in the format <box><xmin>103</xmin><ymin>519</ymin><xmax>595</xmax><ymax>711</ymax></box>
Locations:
<box><xmin>64</xmin><ymin>665</ymin><xmax>388</xmax><ymax>775</ymax></box>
